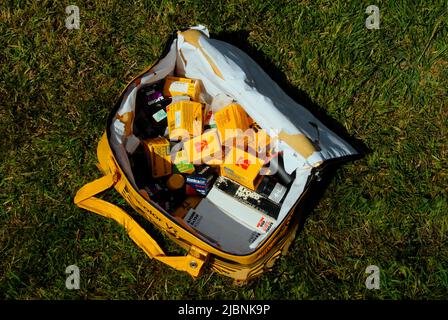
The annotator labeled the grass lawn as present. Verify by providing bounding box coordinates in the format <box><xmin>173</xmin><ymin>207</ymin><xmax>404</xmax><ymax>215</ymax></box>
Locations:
<box><xmin>1</xmin><ymin>0</ymin><xmax>447</xmax><ymax>299</ymax></box>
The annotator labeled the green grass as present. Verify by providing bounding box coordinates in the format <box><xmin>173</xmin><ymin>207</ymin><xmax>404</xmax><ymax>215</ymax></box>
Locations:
<box><xmin>1</xmin><ymin>0</ymin><xmax>447</xmax><ymax>299</ymax></box>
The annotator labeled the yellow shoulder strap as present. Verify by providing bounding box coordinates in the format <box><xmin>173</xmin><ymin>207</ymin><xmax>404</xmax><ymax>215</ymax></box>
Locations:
<box><xmin>74</xmin><ymin>171</ymin><xmax>207</xmax><ymax>277</ymax></box>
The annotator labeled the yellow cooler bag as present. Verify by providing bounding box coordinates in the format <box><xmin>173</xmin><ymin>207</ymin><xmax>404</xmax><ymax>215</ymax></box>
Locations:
<box><xmin>74</xmin><ymin>26</ymin><xmax>358</xmax><ymax>284</ymax></box>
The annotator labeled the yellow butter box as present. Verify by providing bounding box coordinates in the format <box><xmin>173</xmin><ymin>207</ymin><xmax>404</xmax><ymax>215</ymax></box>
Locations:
<box><xmin>184</xmin><ymin>129</ymin><xmax>222</xmax><ymax>165</ymax></box>
<box><xmin>221</xmin><ymin>146</ymin><xmax>264</xmax><ymax>190</ymax></box>
<box><xmin>142</xmin><ymin>137</ymin><xmax>172</xmax><ymax>178</ymax></box>
<box><xmin>214</xmin><ymin>103</ymin><xmax>251</xmax><ymax>142</ymax></box>
<box><xmin>167</xmin><ymin>100</ymin><xmax>203</xmax><ymax>140</ymax></box>
<box><xmin>163</xmin><ymin>76</ymin><xmax>200</xmax><ymax>101</ymax></box>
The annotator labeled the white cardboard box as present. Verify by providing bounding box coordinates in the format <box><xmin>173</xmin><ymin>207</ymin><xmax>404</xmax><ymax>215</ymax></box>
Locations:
<box><xmin>183</xmin><ymin>198</ymin><xmax>261</xmax><ymax>255</ymax></box>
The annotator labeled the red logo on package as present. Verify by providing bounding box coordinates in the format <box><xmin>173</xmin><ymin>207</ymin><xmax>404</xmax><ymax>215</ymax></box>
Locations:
<box><xmin>236</xmin><ymin>157</ymin><xmax>251</xmax><ymax>170</ymax></box>
<box><xmin>195</xmin><ymin>140</ymin><xmax>208</xmax><ymax>152</ymax></box>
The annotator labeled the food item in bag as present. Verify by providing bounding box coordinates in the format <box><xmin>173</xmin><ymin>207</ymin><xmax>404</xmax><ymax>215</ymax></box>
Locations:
<box><xmin>163</xmin><ymin>76</ymin><xmax>201</xmax><ymax>101</ymax></box>
<box><xmin>142</xmin><ymin>137</ymin><xmax>172</xmax><ymax>178</ymax></box>
<box><xmin>166</xmin><ymin>101</ymin><xmax>203</xmax><ymax>140</ymax></box>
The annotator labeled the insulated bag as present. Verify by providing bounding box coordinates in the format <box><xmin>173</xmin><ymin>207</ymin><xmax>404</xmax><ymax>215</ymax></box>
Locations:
<box><xmin>74</xmin><ymin>26</ymin><xmax>358</xmax><ymax>284</ymax></box>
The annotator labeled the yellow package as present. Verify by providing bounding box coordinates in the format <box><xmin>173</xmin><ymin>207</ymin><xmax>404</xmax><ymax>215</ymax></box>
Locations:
<box><xmin>142</xmin><ymin>137</ymin><xmax>172</xmax><ymax>178</ymax></box>
<box><xmin>172</xmin><ymin>196</ymin><xmax>202</xmax><ymax>219</ymax></box>
<box><xmin>184</xmin><ymin>129</ymin><xmax>222</xmax><ymax>165</ymax></box>
<box><xmin>233</xmin><ymin>124</ymin><xmax>271</xmax><ymax>158</ymax></box>
<box><xmin>163</xmin><ymin>76</ymin><xmax>200</xmax><ymax>101</ymax></box>
<box><xmin>250</xmin><ymin>127</ymin><xmax>271</xmax><ymax>157</ymax></box>
<box><xmin>173</xmin><ymin>149</ymin><xmax>195</xmax><ymax>174</ymax></box>
<box><xmin>167</xmin><ymin>101</ymin><xmax>203</xmax><ymax>140</ymax></box>
<box><xmin>214</xmin><ymin>103</ymin><xmax>251</xmax><ymax>142</ymax></box>
<box><xmin>221</xmin><ymin>146</ymin><xmax>265</xmax><ymax>190</ymax></box>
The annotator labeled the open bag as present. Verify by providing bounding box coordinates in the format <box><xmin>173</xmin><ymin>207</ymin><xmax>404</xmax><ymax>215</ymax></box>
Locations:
<box><xmin>74</xmin><ymin>26</ymin><xmax>358</xmax><ymax>284</ymax></box>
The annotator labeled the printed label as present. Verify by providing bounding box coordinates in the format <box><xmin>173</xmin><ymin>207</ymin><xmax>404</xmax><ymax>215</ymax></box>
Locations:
<box><xmin>185</xmin><ymin>210</ymin><xmax>202</xmax><ymax>228</ymax></box>
<box><xmin>195</xmin><ymin>140</ymin><xmax>208</xmax><ymax>152</ymax></box>
<box><xmin>236</xmin><ymin>157</ymin><xmax>251</xmax><ymax>170</ymax></box>
<box><xmin>170</xmin><ymin>81</ymin><xmax>189</xmax><ymax>93</ymax></box>
<box><xmin>152</xmin><ymin>109</ymin><xmax>167</xmax><ymax>122</ymax></box>
<box><xmin>175</xmin><ymin>110</ymin><xmax>181</xmax><ymax>128</ymax></box>
<box><xmin>268</xmin><ymin>182</ymin><xmax>287</xmax><ymax>204</ymax></box>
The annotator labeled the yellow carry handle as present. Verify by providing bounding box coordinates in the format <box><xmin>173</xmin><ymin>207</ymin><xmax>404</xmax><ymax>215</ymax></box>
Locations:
<box><xmin>74</xmin><ymin>171</ymin><xmax>208</xmax><ymax>278</ymax></box>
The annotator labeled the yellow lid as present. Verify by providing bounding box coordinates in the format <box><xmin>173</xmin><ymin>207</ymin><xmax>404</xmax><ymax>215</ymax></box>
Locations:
<box><xmin>166</xmin><ymin>174</ymin><xmax>185</xmax><ymax>191</ymax></box>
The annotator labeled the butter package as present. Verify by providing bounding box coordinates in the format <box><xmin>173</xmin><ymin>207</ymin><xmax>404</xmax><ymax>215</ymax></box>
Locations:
<box><xmin>142</xmin><ymin>137</ymin><xmax>172</xmax><ymax>178</ymax></box>
<box><xmin>173</xmin><ymin>149</ymin><xmax>195</xmax><ymax>174</ymax></box>
<box><xmin>183</xmin><ymin>129</ymin><xmax>222</xmax><ymax>165</ymax></box>
<box><xmin>163</xmin><ymin>76</ymin><xmax>200</xmax><ymax>101</ymax></box>
<box><xmin>214</xmin><ymin>103</ymin><xmax>251</xmax><ymax>142</ymax></box>
<box><xmin>221</xmin><ymin>146</ymin><xmax>264</xmax><ymax>190</ymax></box>
<box><xmin>166</xmin><ymin>101</ymin><xmax>203</xmax><ymax>140</ymax></box>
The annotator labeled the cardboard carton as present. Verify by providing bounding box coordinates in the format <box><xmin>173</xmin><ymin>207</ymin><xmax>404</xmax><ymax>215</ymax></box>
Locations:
<box><xmin>142</xmin><ymin>137</ymin><xmax>172</xmax><ymax>178</ymax></box>
<box><xmin>166</xmin><ymin>100</ymin><xmax>203</xmax><ymax>140</ymax></box>
<box><xmin>163</xmin><ymin>76</ymin><xmax>200</xmax><ymax>101</ymax></box>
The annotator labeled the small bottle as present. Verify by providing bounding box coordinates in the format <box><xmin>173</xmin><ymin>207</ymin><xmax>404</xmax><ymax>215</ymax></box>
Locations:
<box><xmin>256</xmin><ymin>176</ymin><xmax>287</xmax><ymax>204</ymax></box>
<box><xmin>166</xmin><ymin>174</ymin><xmax>185</xmax><ymax>192</ymax></box>
<box><xmin>163</xmin><ymin>174</ymin><xmax>187</xmax><ymax>211</ymax></box>
<box><xmin>264</xmin><ymin>153</ymin><xmax>294</xmax><ymax>186</ymax></box>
